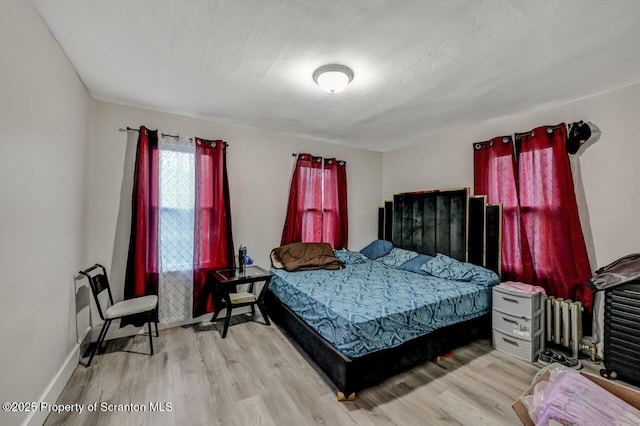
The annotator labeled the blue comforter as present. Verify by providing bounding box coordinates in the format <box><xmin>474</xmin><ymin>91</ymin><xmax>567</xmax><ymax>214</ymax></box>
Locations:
<box><xmin>269</xmin><ymin>251</ymin><xmax>493</xmax><ymax>358</ymax></box>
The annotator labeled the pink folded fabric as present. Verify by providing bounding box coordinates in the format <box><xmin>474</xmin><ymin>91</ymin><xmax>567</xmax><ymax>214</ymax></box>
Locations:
<box><xmin>525</xmin><ymin>367</ymin><xmax>640</xmax><ymax>425</ymax></box>
<box><xmin>503</xmin><ymin>281</ymin><xmax>547</xmax><ymax>295</ymax></box>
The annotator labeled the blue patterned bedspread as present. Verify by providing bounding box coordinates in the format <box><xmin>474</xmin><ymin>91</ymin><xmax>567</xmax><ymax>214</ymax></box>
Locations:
<box><xmin>269</xmin><ymin>253</ymin><xmax>491</xmax><ymax>358</ymax></box>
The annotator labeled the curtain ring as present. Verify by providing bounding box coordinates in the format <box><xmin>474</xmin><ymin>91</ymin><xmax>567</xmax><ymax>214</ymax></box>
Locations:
<box><xmin>327</xmin><ymin>159</ymin><xmax>333</xmax><ymax>164</ymax></box>
<box><xmin>338</xmin><ymin>161</ymin><xmax>345</xmax><ymax>166</ymax></box>
<box><xmin>211</xmin><ymin>141</ymin><xmax>217</xmax><ymax>147</ymax></box>
<box><xmin>474</xmin><ymin>143</ymin><xmax>482</xmax><ymax>150</ymax></box>
<box><xmin>503</xmin><ymin>137</ymin><xmax>510</xmax><ymax>143</ymax></box>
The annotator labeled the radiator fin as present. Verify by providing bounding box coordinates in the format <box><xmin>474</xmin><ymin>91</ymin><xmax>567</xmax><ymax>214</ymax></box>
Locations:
<box><xmin>545</xmin><ymin>296</ymin><xmax>583</xmax><ymax>358</ymax></box>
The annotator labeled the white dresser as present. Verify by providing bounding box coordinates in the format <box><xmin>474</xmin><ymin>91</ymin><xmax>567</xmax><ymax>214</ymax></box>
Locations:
<box><xmin>492</xmin><ymin>284</ymin><xmax>545</xmax><ymax>362</ymax></box>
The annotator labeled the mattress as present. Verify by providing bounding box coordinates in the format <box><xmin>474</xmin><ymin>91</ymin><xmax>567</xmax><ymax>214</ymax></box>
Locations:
<box><xmin>269</xmin><ymin>253</ymin><xmax>491</xmax><ymax>358</ymax></box>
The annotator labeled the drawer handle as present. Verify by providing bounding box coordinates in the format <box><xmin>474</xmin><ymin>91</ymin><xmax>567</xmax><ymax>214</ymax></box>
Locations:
<box><xmin>502</xmin><ymin>297</ymin><xmax>519</xmax><ymax>303</ymax></box>
<box><xmin>502</xmin><ymin>317</ymin><xmax>518</xmax><ymax>324</ymax></box>
<box><xmin>502</xmin><ymin>337</ymin><xmax>519</xmax><ymax>346</ymax></box>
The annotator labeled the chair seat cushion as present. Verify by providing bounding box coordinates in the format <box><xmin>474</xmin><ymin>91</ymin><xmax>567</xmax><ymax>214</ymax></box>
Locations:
<box><xmin>105</xmin><ymin>295</ymin><xmax>158</xmax><ymax>319</ymax></box>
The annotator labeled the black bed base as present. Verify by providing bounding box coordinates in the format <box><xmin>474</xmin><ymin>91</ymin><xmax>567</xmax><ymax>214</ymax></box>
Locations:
<box><xmin>265</xmin><ymin>291</ymin><xmax>491</xmax><ymax>396</ymax></box>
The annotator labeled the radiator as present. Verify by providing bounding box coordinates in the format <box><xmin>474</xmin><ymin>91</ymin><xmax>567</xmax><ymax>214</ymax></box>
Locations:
<box><xmin>545</xmin><ymin>296</ymin><xmax>583</xmax><ymax>358</ymax></box>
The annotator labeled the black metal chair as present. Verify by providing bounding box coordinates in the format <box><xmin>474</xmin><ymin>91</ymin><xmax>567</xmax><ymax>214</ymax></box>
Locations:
<box><xmin>79</xmin><ymin>264</ymin><xmax>158</xmax><ymax>367</ymax></box>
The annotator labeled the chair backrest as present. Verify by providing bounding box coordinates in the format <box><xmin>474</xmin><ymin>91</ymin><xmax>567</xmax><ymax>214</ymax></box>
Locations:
<box><xmin>79</xmin><ymin>264</ymin><xmax>114</xmax><ymax>321</ymax></box>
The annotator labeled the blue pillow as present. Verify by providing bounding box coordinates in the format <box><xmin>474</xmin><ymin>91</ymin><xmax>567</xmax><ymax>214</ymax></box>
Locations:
<box><xmin>360</xmin><ymin>240</ymin><xmax>394</xmax><ymax>260</ymax></box>
<box><xmin>398</xmin><ymin>254</ymin><xmax>434</xmax><ymax>274</ymax></box>
<box><xmin>421</xmin><ymin>253</ymin><xmax>500</xmax><ymax>286</ymax></box>
<box><xmin>377</xmin><ymin>248</ymin><xmax>419</xmax><ymax>267</ymax></box>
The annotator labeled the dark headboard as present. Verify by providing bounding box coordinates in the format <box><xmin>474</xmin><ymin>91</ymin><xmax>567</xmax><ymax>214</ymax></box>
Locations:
<box><xmin>379</xmin><ymin>188</ymin><xmax>502</xmax><ymax>276</ymax></box>
<box><xmin>393</xmin><ymin>189</ymin><xmax>468</xmax><ymax>261</ymax></box>
<box><xmin>468</xmin><ymin>195</ymin><xmax>486</xmax><ymax>266</ymax></box>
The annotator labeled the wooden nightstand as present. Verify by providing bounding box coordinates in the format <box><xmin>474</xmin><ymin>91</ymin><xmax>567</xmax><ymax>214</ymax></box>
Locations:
<box><xmin>208</xmin><ymin>266</ymin><xmax>274</xmax><ymax>338</ymax></box>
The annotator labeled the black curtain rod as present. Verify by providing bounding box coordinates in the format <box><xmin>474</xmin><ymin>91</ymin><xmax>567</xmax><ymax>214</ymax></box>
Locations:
<box><xmin>120</xmin><ymin>127</ymin><xmax>228</xmax><ymax>146</ymax></box>
<box><xmin>117</xmin><ymin>126</ymin><xmax>142</xmax><ymax>133</ymax></box>
<box><xmin>291</xmin><ymin>153</ymin><xmax>346</xmax><ymax>165</ymax></box>
<box><xmin>121</xmin><ymin>127</ymin><xmax>187</xmax><ymax>139</ymax></box>
<box><xmin>161</xmin><ymin>132</ymin><xmax>193</xmax><ymax>141</ymax></box>
<box><xmin>515</xmin><ymin>124</ymin><xmax>564</xmax><ymax>139</ymax></box>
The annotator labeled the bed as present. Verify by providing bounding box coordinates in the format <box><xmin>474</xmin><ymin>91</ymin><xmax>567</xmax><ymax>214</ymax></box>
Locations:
<box><xmin>266</xmin><ymin>188</ymin><xmax>502</xmax><ymax>398</ymax></box>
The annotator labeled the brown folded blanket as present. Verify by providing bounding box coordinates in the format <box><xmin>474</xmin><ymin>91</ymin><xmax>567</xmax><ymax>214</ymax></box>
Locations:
<box><xmin>271</xmin><ymin>242</ymin><xmax>345</xmax><ymax>272</ymax></box>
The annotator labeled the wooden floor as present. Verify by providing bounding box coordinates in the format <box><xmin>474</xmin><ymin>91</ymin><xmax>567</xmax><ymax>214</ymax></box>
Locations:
<box><xmin>46</xmin><ymin>314</ymin><xmax>539</xmax><ymax>425</ymax></box>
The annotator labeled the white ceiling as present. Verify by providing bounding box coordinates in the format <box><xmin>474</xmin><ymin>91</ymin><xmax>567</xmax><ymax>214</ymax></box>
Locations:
<box><xmin>33</xmin><ymin>0</ymin><xmax>640</xmax><ymax>152</ymax></box>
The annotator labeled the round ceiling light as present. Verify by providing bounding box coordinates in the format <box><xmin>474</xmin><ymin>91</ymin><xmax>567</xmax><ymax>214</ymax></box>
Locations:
<box><xmin>312</xmin><ymin>64</ymin><xmax>354</xmax><ymax>93</ymax></box>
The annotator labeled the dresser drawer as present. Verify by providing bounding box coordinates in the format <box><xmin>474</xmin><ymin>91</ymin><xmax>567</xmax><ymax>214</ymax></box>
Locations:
<box><xmin>493</xmin><ymin>329</ymin><xmax>544</xmax><ymax>362</ymax></box>
<box><xmin>492</xmin><ymin>310</ymin><xmax>542</xmax><ymax>341</ymax></box>
<box><xmin>492</xmin><ymin>286</ymin><xmax>542</xmax><ymax>318</ymax></box>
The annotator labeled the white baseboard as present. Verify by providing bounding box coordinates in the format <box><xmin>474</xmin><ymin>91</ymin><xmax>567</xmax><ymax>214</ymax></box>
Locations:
<box><xmin>21</xmin><ymin>339</ymin><xmax>85</xmax><ymax>426</ymax></box>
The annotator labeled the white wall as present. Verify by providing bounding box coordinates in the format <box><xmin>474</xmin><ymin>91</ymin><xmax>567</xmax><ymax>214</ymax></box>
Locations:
<box><xmin>383</xmin><ymin>82</ymin><xmax>640</xmax><ymax>270</ymax></box>
<box><xmin>8</xmin><ymin>0</ymin><xmax>636</xmax><ymax>418</ymax></box>
<box><xmin>0</xmin><ymin>1</ymin><xmax>93</xmax><ymax>425</ymax></box>
<box><xmin>88</xmin><ymin>101</ymin><xmax>382</xmax><ymax>317</ymax></box>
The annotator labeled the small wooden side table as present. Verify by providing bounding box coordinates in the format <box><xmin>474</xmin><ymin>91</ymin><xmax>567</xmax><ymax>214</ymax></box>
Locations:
<box><xmin>208</xmin><ymin>265</ymin><xmax>274</xmax><ymax>338</ymax></box>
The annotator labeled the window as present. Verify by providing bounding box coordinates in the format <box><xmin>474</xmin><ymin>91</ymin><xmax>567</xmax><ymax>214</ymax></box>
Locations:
<box><xmin>281</xmin><ymin>154</ymin><xmax>348</xmax><ymax>249</ymax></box>
<box><xmin>300</xmin><ymin>158</ymin><xmax>323</xmax><ymax>242</ymax></box>
<box><xmin>473</xmin><ymin>126</ymin><xmax>592</xmax><ymax>310</ymax></box>
<box><xmin>158</xmin><ymin>138</ymin><xmax>195</xmax><ymax>272</ymax></box>
<box><xmin>124</xmin><ymin>127</ymin><xmax>233</xmax><ymax>322</ymax></box>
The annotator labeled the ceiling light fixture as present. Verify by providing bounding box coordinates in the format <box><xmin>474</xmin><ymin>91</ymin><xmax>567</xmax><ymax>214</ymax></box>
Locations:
<box><xmin>312</xmin><ymin>64</ymin><xmax>354</xmax><ymax>93</ymax></box>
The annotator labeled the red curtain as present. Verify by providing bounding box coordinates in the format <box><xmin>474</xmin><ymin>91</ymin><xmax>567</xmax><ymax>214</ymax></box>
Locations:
<box><xmin>281</xmin><ymin>154</ymin><xmax>348</xmax><ymax>249</ymax></box>
<box><xmin>281</xmin><ymin>154</ymin><xmax>323</xmax><ymax>245</ymax></box>
<box><xmin>323</xmin><ymin>158</ymin><xmax>348</xmax><ymax>249</ymax></box>
<box><xmin>474</xmin><ymin>125</ymin><xmax>593</xmax><ymax>310</ymax></box>
<box><xmin>124</xmin><ymin>126</ymin><xmax>160</xmax><ymax>300</ymax></box>
<box><xmin>517</xmin><ymin>125</ymin><xmax>593</xmax><ymax>310</ymax></box>
<box><xmin>193</xmin><ymin>138</ymin><xmax>234</xmax><ymax>317</ymax></box>
<box><xmin>474</xmin><ymin>136</ymin><xmax>533</xmax><ymax>282</ymax></box>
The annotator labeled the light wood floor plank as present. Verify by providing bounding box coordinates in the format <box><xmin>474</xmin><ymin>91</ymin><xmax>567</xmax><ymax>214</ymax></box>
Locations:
<box><xmin>45</xmin><ymin>318</ymin><xmax>539</xmax><ymax>425</ymax></box>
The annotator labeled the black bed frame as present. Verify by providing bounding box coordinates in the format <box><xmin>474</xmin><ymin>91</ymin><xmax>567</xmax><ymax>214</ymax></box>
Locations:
<box><xmin>266</xmin><ymin>188</ymin><xmax>501</xmax><ymax>396</ymax></box>
<box><xmin>266</xmin><ymin>292</ymin><xmax>490</xmax><ymax>395</ymax></box>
